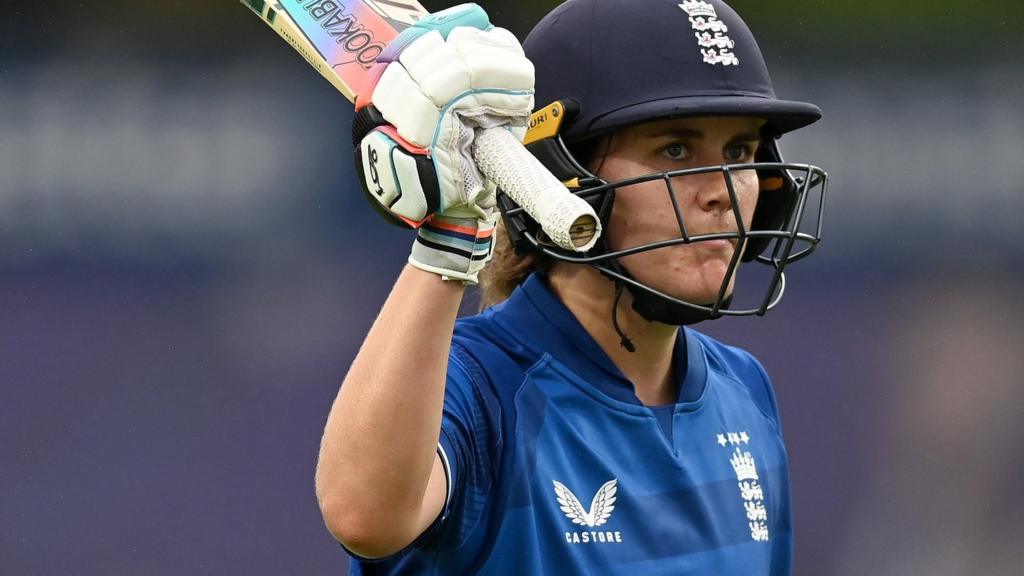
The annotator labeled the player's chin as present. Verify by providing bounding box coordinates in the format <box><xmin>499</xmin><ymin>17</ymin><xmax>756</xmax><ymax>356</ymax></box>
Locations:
<box><xmin>626</xmin><ymin>256</ymin><xmax>733</xmax><ymax>303</ymax></box>
<box><xmin>677</xmin><ymin>276</ymin><xmax>736</xmax><ymax>305</ymax></box>
<box><xmin>667</xmin><ymin>258</ymin><xmax>738</xmax><ymax>305</ymax></box>
<box><xmin>621</xmin><ymin>246</ymin><xmax>738</xmax><ymax>303</ymax></box>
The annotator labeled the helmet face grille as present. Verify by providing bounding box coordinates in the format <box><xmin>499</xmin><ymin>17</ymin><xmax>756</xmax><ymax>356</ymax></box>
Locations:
<box><xmin>499</xmin><ymin>157</ymin><xmax>829</xmax><ymax>324</ymax></box>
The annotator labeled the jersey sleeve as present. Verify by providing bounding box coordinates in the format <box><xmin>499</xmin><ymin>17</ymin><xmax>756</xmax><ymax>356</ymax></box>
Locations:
<box><xmin>345</xmin><ymin>341</ymin><xmax>501</xmax><ymax>571</ymax></box>
<box><xmin>418</xmin><ymin>340</ymin><xmax>500</xmax><ymax>552</ymax></box>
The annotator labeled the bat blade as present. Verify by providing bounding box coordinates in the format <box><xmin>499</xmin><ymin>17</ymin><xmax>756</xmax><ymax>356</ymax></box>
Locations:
<box><xmin>240</xmin><ymin>0</ymin><xmax>601</xmax><ymax>251</ymax></box>
<box><xmin>276</xmin><ymin>0</ymin><xmax>426</xmax><ymax>100</ymax></box>
<box><xmin>242</xmin><ymin>0</ymin><xmax>425</xmax><ymax>101</ymax></box>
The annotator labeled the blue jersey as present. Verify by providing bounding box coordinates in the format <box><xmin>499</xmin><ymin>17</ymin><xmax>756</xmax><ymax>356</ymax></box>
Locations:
<box><xmin>349</xmin><ymin>274</ymin><xmax>792</xmax><ymax>575</ymax></box>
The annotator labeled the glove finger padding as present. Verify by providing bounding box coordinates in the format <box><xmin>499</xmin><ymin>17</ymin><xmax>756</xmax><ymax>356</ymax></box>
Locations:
<box><xmin>367</xmin><ymin>11</ymin><xmax>534</xmax><ymax>214</ymax></box>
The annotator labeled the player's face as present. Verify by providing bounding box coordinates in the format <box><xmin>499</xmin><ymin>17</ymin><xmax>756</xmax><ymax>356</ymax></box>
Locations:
<box><xmin>596</xmin><ymin>116</ymin><xmax>764</xmax><ymax>306</ymax></box>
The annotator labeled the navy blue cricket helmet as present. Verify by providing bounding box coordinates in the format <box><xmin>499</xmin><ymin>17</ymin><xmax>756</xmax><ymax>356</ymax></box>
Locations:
<box><xmin>500</xmin><ymin>0</ymin><xmax>829</xmax><ymax>330</ymax></box>
<box><xmin>527</xmin><ymin>0</ymin><xmax>821</xmax><ymax>141</ymax></box>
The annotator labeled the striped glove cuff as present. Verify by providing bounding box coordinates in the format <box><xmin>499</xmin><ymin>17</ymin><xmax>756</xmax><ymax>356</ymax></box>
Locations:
<box><xmin>408</xmin><ymin>214</ymin><xmax>496</xmax><ymax>285</ymax></box>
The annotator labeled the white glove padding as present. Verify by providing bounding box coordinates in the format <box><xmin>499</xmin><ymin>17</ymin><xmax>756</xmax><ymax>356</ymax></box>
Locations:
<box><xmin>358</xmin><ymin>3</ymin><xmax>535</xmax><ymax>223</ymax></box>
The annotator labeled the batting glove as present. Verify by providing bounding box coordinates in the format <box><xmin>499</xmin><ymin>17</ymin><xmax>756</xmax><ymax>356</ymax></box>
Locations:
<box><xmin>351</xmin><ymin>3</ymin><xmax>535</xmax><ymax>284</ymax></box>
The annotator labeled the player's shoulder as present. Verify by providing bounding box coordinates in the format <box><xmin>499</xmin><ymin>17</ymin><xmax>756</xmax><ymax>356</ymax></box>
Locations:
<box><xmin>689</xmin><ymin>329</ymin><xmax>767</xmax><ymax>380</ymax></box>
<box><xmin>688</xmin><ymin>328</ymin><xmax>780</xmax><ymax>423</ymax></box>
<box><xmin>449</xmin><ymin>301</ymin><xmax>545</xmax><ymax>388</ymax></box>
<box><xmin>451</xmin><ymin>303</ymin><xmax>503</xmax><ymax>348</ymax></box>
<box><xmin>454</xmin><ymin>299</ymin><xmax>542</xmax><ymax>358</ymax></box>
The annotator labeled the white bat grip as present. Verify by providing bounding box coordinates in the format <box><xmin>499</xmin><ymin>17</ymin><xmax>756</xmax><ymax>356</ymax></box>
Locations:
<box><xmin>472</xmin><ymin>128</ymin><xmax>601</xmax><ymax>252</ymax></box>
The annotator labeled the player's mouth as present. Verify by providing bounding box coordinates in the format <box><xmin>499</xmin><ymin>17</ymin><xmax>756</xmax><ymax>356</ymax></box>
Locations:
<box><xmin>689</xmin><ymin>232</ymin><xmax>740</xmax><ymax>252</ymax></box>
<box><xmin>695</xmin><ymin>239</ymin><xmax>733</xmax><ymax>251</ymax></box>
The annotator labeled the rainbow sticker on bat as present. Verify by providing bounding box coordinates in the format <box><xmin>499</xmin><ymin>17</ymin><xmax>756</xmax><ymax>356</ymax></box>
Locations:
<box><xmin>244</xmin><ymin>0</ymin><xmax>428</xmax><ymax>100</ymax></box>
<box><xmin>281</xmin><ymin>1</ymin><xmax>425</xmax><ymax>70</ymax></box>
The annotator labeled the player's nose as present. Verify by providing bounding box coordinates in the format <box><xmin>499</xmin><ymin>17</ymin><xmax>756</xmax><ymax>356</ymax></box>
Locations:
<box><xmin>689</xmin><ymin>165</ymin><xmax>759</xmax><ymax>220</ymax></box>
<box><xmin>691</xmin><ymin>170</ymin><xmax>734</xmax><ymax>215</ymax></box>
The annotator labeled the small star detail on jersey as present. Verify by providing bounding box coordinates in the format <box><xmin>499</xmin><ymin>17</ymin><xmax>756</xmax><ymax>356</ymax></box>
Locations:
<box><xmin>717</xmin><ymin>431</ymin><xmax>751</xmax><ymax>446</ymax></box>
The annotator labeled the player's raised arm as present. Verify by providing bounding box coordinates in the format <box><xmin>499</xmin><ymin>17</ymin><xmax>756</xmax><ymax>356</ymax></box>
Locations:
<box><xmin>316</xmin><ymin>266</ymin><xmax>463</xmax><ymax>558</ymax></box>
<box><xmin>314</xmin><ymin>4</ymin><xmax>534</xmax><ymax>559</ymax></box>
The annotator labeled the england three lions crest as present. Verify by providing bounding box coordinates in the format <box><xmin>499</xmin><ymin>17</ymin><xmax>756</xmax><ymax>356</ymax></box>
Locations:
<box><xmin>718</xmin><ymin>431</ymin><xmax>770</xmax><ymax>542</ymax></box>
<box><xmin>678</xmin><ymin>1</ymin><xmax>740</xmax><ymax>66</ymax></box>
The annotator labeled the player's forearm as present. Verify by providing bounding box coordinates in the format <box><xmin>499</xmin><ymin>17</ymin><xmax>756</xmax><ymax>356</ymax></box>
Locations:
<box><xmin>316</xmin><ymin>264</ymin><xmax>463</xmax><ymax>544</ymax></box>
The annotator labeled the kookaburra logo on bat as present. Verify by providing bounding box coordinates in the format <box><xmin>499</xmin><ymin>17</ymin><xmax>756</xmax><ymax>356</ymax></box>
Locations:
<box><xmin>288</xmin><ymin>0</ymin><xmax>387</xmax><ymax>68</ymax></box>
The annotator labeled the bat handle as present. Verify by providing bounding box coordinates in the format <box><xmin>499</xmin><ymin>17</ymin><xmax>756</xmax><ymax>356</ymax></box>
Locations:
<box><xmin>472</xmin><ymin>128</ymin><xmax>601</xmax><ymax>252</ymax></box>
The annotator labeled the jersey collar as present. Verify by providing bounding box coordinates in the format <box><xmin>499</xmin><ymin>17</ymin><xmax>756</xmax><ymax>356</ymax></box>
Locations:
<box><xmin>501</xmin><ymin>273</ymin><xmax>708</xmax><ymax>407</ymax></box>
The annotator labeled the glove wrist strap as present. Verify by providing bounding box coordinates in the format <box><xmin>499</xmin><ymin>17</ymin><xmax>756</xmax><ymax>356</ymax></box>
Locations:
<box><xmin>409</xmin><ymin>214</ymin><xmax>496</xmax><ymax>285</ymax></box>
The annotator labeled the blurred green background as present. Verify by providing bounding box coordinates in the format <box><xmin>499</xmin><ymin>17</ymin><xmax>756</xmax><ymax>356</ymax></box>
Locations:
<box><xmin>2</xmin><ymin>1</ymin><xmax>1022</xmax><ymax>574</ymax></box>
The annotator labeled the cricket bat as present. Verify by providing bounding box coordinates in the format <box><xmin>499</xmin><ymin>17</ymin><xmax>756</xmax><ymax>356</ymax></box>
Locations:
<box><xmin>240</xmin><ymin>0</ymin><xmax>600</xmax><ymax>251</ymax></box>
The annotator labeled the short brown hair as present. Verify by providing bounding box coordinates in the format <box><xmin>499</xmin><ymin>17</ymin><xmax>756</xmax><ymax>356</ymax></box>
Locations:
<box><xmin>477</xmin><ymin>219</ymin><xmax>552</xmax><ymax>310</ymax></box>
<box><xmin>477</xmin><ymin>136</ymin><xmax>613</xmax><ymax>310</ymax></box>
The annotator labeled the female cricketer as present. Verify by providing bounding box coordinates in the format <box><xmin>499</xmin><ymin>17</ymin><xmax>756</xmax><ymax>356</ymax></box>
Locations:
<box><xmin>316</xmin><ymin>0</ymin><xmax>829</xmax><ymax>573</ymax></box>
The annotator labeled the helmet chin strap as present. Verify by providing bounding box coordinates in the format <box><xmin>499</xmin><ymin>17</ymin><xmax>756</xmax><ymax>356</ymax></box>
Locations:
<box><xmin>603</xmin><ymin>259</ymin><xmax>732</xmax><ymax>353</ymax></box>
<box><xmin>610</xmin><ymin>281</ymin><xmax>637</xmax><ymax>353</ymax></box>
<box><xmin>627</xmin><ymin>282</ymin><xmax>732</xmax><ymax>325</ymax></box>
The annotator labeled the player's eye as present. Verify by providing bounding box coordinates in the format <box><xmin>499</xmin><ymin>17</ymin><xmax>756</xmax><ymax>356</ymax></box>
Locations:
<box><xmin>724</xmin><ymin>143</ymin><xmax>754</xmax><ymax>163</ymax></box>
<box><xmin>663</xmin><ymin>143</ymin><xmax>690</xmax><ymax>161</ymax></box>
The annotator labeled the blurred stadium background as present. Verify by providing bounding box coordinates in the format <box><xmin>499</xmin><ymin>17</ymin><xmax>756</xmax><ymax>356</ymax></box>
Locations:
<box><xmin>2</xmin><ymin>1</ymin><xmax>1022</xmax><ymax>574</ymax></box>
